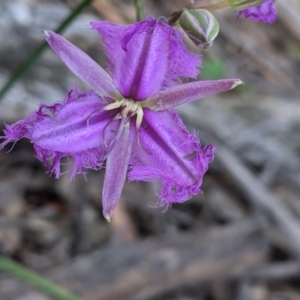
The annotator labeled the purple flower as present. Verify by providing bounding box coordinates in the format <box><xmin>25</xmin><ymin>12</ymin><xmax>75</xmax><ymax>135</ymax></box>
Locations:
<box><xmin>0</xmin><ymin>19</ymin><xmax>241</xmax><ymax>220</ymax></box>
<box><xmin>237</xmin><ymin>0</ymin><xmax>277</xmax><ymax>23</ymax></box>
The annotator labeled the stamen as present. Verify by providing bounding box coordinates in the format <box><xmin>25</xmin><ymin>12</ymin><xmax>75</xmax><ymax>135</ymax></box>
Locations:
<box><xmin>136</xmin><ymin>106</ymin><xmax>144</xmax><ymax>129</ymax></box>
<box><xmin>102</xmin><ymin>100</ymin><xmax>124</xmax><ymax>111</ymax></box>
<box><xmin>122</xmin><ymin>102</ymin><xmax>132</xmax><ymax>117</ymax></box>
<box><xmin>102</xmin><ymin>117</ymin><xmax>120</xmax><ymax>148</ymax></box>
<box><xmin>86</xmin><ymin>108</ymin><xmax>103</xmax><ymax>127</ymax></box>
<box><xmin>7</xmin><ymin>141</ymin><xmax>18</xmax><ymax>153</ymax></box>
<box><xmin>107</xmin><ymin>116</ymin><xmax>130</xmax><ymax>152</ymax></box>
<box><xmin>98</xmin><ymin>98</ymin><xmax>145</xmax><ymax>147</ymax></box>
<box><xmin>113</xmin><ymin>113</ymin><xmax>122</xmax><ymax>121</ymax></box>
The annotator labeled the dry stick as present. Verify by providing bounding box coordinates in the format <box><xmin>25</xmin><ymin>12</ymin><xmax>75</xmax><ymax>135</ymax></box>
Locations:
<box><xmin>248</xmin><ymin>261</ymin><xmax>300</xmax><ymax>281</ymax></box>
<box><xmin>276</xmin><ymin>0</ymin><xmax>300</xmax><ymax>42</ymax></box>
<box><xmin>0</xmin><ymin>220</ymin><xmax>267</xmax><ymax>300</ymax></box>
<box><xmin>179</xmin><ymin>104</ymin><xmax>300</xmax><ymax>258</ymax></box>
<box><xmin>235</xmin><ymin>262</ymin><xmax>300</xmax><ymax>300</ymax></box>
<box><xmin>215</xmin><ymin>144</ymin><xmax>300</xmax><ymax>256</ymax></box>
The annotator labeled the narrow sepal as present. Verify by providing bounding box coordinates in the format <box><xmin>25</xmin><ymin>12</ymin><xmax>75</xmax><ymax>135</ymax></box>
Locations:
<box><xmin>44</xmin><ymin>30</ymin><xmax>121</xmax><ymax>99</ymax></box>
<box><xmin>102</xmin><ymin>118</ymin><xmax>132</xmax><ymax>220</ymax></box>
<box><xmin>143</xmin><ymin>79</ymin><xmax>242</xmax><ymax>110</ymax></box>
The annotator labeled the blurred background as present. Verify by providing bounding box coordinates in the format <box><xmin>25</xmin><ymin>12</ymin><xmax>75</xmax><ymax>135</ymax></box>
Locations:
<box><xmin>0</xmin><ymin>0</ymin><xmax>300</xmax><ymax>299</ymax></box>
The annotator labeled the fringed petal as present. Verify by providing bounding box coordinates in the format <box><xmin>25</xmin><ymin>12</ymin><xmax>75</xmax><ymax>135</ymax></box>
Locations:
<box><xmin>102</xmin><ymin>118</ymin><xmax>132</xmax><ymax>220</ymax></box>
<box><xmin>90</xmin><ymin>18</ymin><xmax>201</xmax><ymax>100</ymax></box>
<box><xmin>237</xmin><ymin>0</ymin><xmax>277</xmax><ymax>23</ymax></box>
<box><xmin>0</xmin><ymin>89</ymin><xmax>118</xmax><ymax>179</ymax></box>
<box><xmin>143</xmin><ymin>78</ymin><xmax>242</xmax><ymax>110</ymax></box>
<box><xmin>44</xmin><ymin>31</ymin><xmax>121</xmax><ymax>99</ymax></box>
<box><xmin>128</xmin><ymin>109</ymin><xmax>214</xmax><ymax>208</ymax></box>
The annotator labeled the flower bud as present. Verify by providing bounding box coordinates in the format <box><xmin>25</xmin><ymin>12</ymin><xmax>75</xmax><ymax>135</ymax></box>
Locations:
<box><xmin>179</xmin><ymin>9</ymin><xmax>219</xmax><ymax>49</ymax></box>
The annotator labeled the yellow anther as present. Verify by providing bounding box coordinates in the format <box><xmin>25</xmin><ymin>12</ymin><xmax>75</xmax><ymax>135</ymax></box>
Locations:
<box><xmin>136</xmin><ymin>106</ymin><xmax>144</xmax><ymax>130</ymax></box>
<box><xmin>102</xmin><ymin>100</ymin><xmax>124</xmax><ymax>111</ymax></box>
<box><xmin>101</xmin><ymin>98</ymin><xmax>144</xmax><ymax>131</ymax></box>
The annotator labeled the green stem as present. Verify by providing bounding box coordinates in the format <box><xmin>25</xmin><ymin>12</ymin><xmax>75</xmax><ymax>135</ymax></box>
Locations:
<box><xmin>0</xmin><ymin>255</ymin><xmax>82</xmax><ymax>300</ymax></box>
<box><xmin>134</xmin><ymin>0</ymin><xmax>143</xmax><ymax>21</ymax></box>
<box><xmin>0</xmin><ymin>0</ymin><xmax>92</xmax><ymax>101</ymax></box>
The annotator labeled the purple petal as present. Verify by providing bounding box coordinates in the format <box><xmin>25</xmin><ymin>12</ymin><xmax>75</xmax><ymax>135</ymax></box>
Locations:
<box><xmin>143</xmin><ymin>79</ymin><xmax>242</xmax><ymax>110</ymax></box>
<box><xmin>0</xmin><ymin>89</ymin><xmax>118</xmax><ymax>179</ymax></box>
<box><xmin>102</xmin><ymin>118</ymin><xmax>132</xmax><ymax>220</ymax></box>
<box><xmin>237</xmin><ymin>0</ymin><xmax>277</xmax><ymax>23</ymax></box>
<box><xmin>44</xmin><ymin>31</ymin><xmax>121</xmax><ymax>99</ymax></box>
<box><xmin>129</xmin><ymin>109</ymin><xmax>214</xmax><ymax>208</ymax></box>
<box><xmin>90</xmin><ymin>18</ymin><xmax>201</xmax><ymax>100</ymax></box>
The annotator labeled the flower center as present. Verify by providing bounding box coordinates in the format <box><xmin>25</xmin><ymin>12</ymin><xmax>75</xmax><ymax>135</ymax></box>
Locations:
<box><xmin>103</xmin><ymin>98</ymin><xmax>144</xmax><ymax>129</ymax></box>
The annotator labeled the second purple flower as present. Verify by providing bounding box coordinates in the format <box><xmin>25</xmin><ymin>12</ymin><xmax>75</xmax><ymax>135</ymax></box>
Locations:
<box><xmin>238</xmin><ymin>0</ymin><xmax>276</xmax><ymax>23</ymax></box>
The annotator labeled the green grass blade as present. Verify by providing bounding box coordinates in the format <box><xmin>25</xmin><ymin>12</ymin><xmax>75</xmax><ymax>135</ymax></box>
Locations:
<box><xmin>0</xmin><ymin>0</ymin><xmax>92</xmax><ymax>101</ymax></box>
<box><xmin>0</xmin><ymin>255</ymin><xmax>82</xmax><ymax>300</ymax></box>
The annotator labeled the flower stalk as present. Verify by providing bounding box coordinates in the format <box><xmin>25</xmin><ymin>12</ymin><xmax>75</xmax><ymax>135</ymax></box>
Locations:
<box><xmin>134</xmin><ymin>0</ymin><xmax>143</xmax><ymax>21</ymax></box>
<box><xmin>191</xmin><ymin>0</ymin><xmax>265</xmax><ymax>9</ymax></box>
<box><xmin>191</xmin><ymin>0</ymin><xmax>231</xmax><ymax>10</ymax></box>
